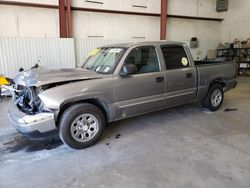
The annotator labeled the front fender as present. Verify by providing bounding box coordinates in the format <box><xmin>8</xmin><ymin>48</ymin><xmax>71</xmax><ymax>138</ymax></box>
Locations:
<box><xmin>38</xmin><ymin>78</ymin><xmax>115</xmax><ymax>110</ymax></box>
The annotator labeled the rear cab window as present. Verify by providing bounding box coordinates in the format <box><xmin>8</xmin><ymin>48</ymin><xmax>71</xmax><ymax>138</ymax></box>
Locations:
<box><xmin>161</xmin><ymin>45</ymin><xmax>190</xmax><ymax>70</ymax></box>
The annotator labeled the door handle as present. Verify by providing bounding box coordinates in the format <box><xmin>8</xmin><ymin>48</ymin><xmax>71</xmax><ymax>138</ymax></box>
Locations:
<box><xmin>186</xmin><ymin>73</ymin><xmax>193</xmax><ymax>78</ymax></box>
<box><xmin>156</xmin><ymin>76</ymin><xmax>164</xmax><ymax>83</ymax></box>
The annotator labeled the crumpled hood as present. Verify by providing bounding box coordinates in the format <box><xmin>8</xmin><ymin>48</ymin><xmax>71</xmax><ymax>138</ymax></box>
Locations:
<box><xmin>14</xmin><ymin>68</ymin><xmax>103</xmax><ymax>87</ymax></box>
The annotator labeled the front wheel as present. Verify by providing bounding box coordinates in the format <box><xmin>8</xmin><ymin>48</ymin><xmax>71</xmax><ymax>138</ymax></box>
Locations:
<box><xmin>201</xmin><ymin>83</ymin><xmax>224</xmax><ymax>111</ymax></box>
<box><xmin>59</xmin><ymin>103</ymin><xmax>105</xmax><ymax>149</ymax></box>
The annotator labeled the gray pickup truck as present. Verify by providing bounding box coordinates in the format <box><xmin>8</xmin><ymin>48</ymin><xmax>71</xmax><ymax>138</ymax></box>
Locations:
<box><xmin>7</xmin><ymin>41</ymin><xmax>237</xmax><ymax>149</ymax></box>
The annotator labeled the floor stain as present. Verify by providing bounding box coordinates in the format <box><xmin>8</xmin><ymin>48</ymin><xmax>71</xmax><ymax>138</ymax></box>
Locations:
<box><xmin>224</xmin><ymin>107</ymin><xmax>238</xmax><ymax>112</ymax></box>
<box><xmin>115</xmin><ymin>134</ymin><xmax>121</xmax><ymax>139</ymax></box>
<box><xmin>2</xmin><ymin>135</ymin><xmax>63</xmax><ymax>153</ymax></box>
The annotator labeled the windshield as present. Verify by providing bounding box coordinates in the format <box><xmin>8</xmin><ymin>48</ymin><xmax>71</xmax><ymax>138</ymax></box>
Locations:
<box><xmin>79</xmin><ymin>47</ymin><xmax>126</xmax><ymax>74</ymax></box>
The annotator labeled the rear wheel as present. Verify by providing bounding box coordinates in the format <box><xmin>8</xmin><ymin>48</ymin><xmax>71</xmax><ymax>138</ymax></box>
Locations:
<box><xmin>202</xmin><ymin>83</ymin><xmax>224</xmax><ymax>111</ymax></box>
<box><xmin>59</xmin><ymin>103</ymin><xmax>105</xmax><ymax>149</ymax></box>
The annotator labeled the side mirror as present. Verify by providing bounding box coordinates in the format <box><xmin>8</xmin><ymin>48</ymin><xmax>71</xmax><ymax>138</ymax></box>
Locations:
<box><xmin>120</xmin><ymin>64</ymin><xmax>137</xmax><ymax>76</ymax></box>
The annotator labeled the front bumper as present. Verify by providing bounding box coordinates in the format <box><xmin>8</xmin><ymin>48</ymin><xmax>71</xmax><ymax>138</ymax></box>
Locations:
<box><xmin>8</xmin><ymin>100</ymin><xmax>57</xmax><ymax>138</ymax></box>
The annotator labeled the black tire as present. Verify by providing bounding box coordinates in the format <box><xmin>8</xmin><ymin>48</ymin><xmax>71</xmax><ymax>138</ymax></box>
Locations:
<box><xmin>201</xmin><ymin>83</ymin><xmax>224</xmax><ymax>111</ymax></box>
<box><xmin>59</xmin><ymin>103</ymin><xmax>105</xmax><ymax>149</ymax></box>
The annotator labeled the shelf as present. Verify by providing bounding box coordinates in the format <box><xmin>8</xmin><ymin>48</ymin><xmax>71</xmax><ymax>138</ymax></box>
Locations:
<box><xmin>217</xmin><ymin>48</ymin><xmax>250</xmax><ymax>76</ymax></box>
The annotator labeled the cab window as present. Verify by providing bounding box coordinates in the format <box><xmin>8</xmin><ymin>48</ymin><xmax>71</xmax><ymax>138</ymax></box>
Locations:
<box><xmin>161</xmin><ymin>46</ymin><xmax>190</xmax><ymax>70</ymax></box>
<box><xmin>125</xmin><ymin>46</ymin><xmax>160</xmax><ymax>74</ymax></box>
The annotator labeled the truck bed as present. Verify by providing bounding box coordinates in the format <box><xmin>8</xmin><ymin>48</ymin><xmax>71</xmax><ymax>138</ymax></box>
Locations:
<box><xmin>194</xmin><ymin>58</ymin><xmax>227</xmax><ymax>66</ymax></box>
<box><xmin>195</xmin><ymin>61</ymin><xmax>237</xmax><ymax>101</ymax></box>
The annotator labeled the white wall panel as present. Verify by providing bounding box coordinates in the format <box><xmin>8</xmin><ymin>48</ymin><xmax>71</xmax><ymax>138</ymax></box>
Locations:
<box><xmin>121</xmin><ymin>0</ymin><xmax>161</xmax><ymax>13</ymax></box>
<box><xmin>73</xmin><ymin>12</ymin><xmax>118</xmax><ymax>39</ymax></box>
<box><xmin>0</xmin><ymin>5</ymin><xmax>18</xmax><ymax>37</ymax></box>
<box><xmin>120</xmin><ymin>15</ymin><xmax>147</xmax><ymax>39</ymax></box>
<box><xmin>220</xmin><ymin>0</ymin><xmax>250</xmax><ymax>43</ymax></box>
<box><xmin>145</xmin><ymin>17</ymin><xmax>160</xmax><ymax>40</ymax></box>
<box><xmin>168</xmin><ymin>0</ymin><xmax>197</xmax><ymax>17</ymax></box>
<box><xmin>0</xmin><ymin>38</ymin><xmax>75</xmax><ymax>77</ymax></box>
<box><xmin>0</xmin><ymin>0</ymin><xmax>58</xmax><ymax>5</ymax></box>
<box><xmin>88</xmin><ymin>13</ymin><xmax>106</xmax><ymax>37</ymax></box>
<box><xmin>102</xmin><ymin>14</ymin><xmax>120</xmax><ymax>39</ymax></box>
<box><xmin>0</xmin><ymin>5</ymin><xmax>59</xmax><ymax>38</ymax></box>
<box><xmin>167</xmin><ymin>18</ymin><xmax>196</xmax><ymax>41</ymax></box>
<box><xmin>197</xmin><ymin>0</ymin><xmax>223</xmax><ymax>18</ymax></box>
<box><xmin>168</xmin><ymin>0</ymin><xmax>223</xmax><ymax>18</ymax></box>
<box><xmin>72</xmin><ymin>12</ymin><xmax>160</xmax><ymax>40</ymax></box>
<box><xmin>72</xmin><ymin>11</ymin><xmax>90</xmax><ymax>39</ymax></box>
<box><xmin>72</xmin><ymin>0</ymin><xmax>161</xmax><ymax>13</ymax></box>
<box><xmin>167</xmin><ymin>18</ymin><xmax>221</xmax><ymax>60</ymax></box>
<box><xmin>17</xmin><ymin>7</ymin><xmax>59</xmax><ymax>38</ymax></box>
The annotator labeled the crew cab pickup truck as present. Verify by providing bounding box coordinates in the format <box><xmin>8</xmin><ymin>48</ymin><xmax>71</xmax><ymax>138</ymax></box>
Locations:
<box><xmin>7</xmin><ymin>41</ymin><xmax>237</xmax><ymax>149</ymax></box>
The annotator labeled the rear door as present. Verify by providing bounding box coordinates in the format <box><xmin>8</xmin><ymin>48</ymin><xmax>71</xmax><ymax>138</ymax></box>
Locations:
<box><xmin>114</xmin><ymin>46</ymin><xmax>166</xmax><ymax>118</ymax></box>
<box><xmin>160</xmin><ymin>45</ymin><xmax>197</xmax><ymax>107</ymax></box>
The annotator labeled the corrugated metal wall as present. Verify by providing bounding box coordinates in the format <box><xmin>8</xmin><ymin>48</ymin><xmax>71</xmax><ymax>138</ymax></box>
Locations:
<box><xmin>74</xmin><ymin>39</ymin><xmax>136</xmax><ymax>65</ymax></box>
<box><xmin>0</xmin><ymin>37</ymin><xmax>76</xmax><ymax>77</ymax></box>
<box><xmin>0</xmin><ymin>37</ymin><xmax>136</xmax><ymax>77</ymax></box>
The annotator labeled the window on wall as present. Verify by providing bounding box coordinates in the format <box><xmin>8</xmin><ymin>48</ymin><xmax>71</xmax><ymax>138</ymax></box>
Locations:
<box><xmin>161</xmin><ymin>46</ymin><xmax>190</xmax><ymax>70</ymax></box>
<box><xmin>125</xmin><ymin>46</ymin><xmax>160</xmax><ymax>74</ymax></box>
<box><xmin>85</xmin><ymin>0</ymin><xmax>104</xmax><ymax>4</ymax></box>
<box><xmin>133</xmin><ymin>0</ymin><xmax>148</xmax><ymax>8</ymax></box>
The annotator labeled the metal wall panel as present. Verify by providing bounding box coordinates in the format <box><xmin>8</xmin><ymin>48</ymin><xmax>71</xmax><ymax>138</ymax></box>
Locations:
<box><xmin>0</xmin><ymin>37</ymin><xmax>75</xmax><ymax>77</ymax></box>
<box><xmin>74</xmin><ymin>38</ymin><xmax>136</xmax><ymax>65</ymax></box>
<box><xmin>0</xmin><ymin>37</ymin><xmax>139</xmax><ymax>78</ymax></box>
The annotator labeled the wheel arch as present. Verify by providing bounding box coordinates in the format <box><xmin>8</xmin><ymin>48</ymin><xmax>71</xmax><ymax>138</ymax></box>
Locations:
<box><xmin>209</xmin><ymin>78</ymin><xmax>226</xmax><ymax>90</ymax></box>
<box><xmin>201</xmin><ymin>80</ymin><xmax>224</xmax><ymax>111</ymax></box>
<box><xmin>200</xmin><ymin>78</ymin><xmax>226</xmax><ymax>101</ymax></box>
<box><xmin>56</xmin><ymin>98</ymin><xmax>111</xmax><ymax>127</ymax></box>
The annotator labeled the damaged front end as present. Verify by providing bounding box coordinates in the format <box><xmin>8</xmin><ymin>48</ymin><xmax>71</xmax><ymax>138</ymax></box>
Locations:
<box><xmin>7</xmin><ymin>68</ymin><xmax>102</xmax><ymax>138</ymax></box>
<box><xmin>14</xmin><ymin>85</ymin><xmax>50</xmax><ymax>115</ymax></box>
<box><xmin>7</xmin><ymin>84</ymin><xmax>57</xmax><ymax>138</ymax></box>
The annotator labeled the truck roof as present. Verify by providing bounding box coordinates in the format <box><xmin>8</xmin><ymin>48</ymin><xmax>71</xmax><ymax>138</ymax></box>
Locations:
<box><xmin>101</xmin><ymin>41</ymin><xmax>187</xmax><ymax>48</ymax></box>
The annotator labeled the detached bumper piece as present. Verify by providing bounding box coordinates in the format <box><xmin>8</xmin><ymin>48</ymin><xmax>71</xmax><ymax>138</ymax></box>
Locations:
<box><xmin>8</xmin><ymin>101</ymin><xmax>57</xmax><ymax>138</ymax></box>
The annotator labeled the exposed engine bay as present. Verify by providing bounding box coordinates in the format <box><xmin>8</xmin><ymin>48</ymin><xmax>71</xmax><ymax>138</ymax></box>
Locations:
<box><xmin>14</xmin><ymin>81</ymin><xmax>80</xmax><ymax>115</ymax></box>
<box><xmin>14</xmin><ymin>85</ymin><xmax>45</xmax><ymax>114</ymax></box>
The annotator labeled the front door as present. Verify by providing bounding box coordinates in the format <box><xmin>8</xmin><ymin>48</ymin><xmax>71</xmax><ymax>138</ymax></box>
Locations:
<box><xmin>114</xmin><ymin>46</ymin><xmax>165</xmax><ymax>119</ymax></box>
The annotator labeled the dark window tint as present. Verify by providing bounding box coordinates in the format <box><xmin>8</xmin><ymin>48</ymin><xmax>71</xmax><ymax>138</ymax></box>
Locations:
<box><xmin>125</xmin><ymin>46</ymin><xmax>160</xmax><ymax>74</ymax></box>
<box><xmin>161</xmin><ymin>46</ymin><xmax>189</xmax><ymax>69</ymax></box>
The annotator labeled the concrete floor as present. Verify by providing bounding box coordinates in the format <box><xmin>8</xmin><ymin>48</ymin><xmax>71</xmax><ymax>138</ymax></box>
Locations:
<box><xmin>0</xmin><ymin>77</ymin><xmax>250</xmax><ymax>188</ymax></box>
